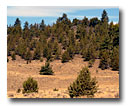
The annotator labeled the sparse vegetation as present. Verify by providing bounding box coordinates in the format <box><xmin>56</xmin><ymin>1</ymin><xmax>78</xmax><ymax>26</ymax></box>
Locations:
<box><xmin>22</xmin><ymin>77</ymin><xmax>38</xmax><ymax>93</ymax></box>
<box><xmin>68</xmin><ymin>67</ymin><xmax>98</xmax><ymax>98</ymax></box>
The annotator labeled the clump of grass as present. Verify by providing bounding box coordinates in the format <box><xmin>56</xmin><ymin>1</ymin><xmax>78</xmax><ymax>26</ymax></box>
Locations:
<box><xmin>96</xmin><ymin>69</ymin><xmax>99</xmax><ymax>73</ymax></box>
<box><xmin>17</xmin><ymin>88</ymin><xmax>21</xmax><ymax>93</ymax></box>
<box><xmin>53</xmin><ymin>88</ymin><xmax>58</xmax><ymax>91</ymax></box>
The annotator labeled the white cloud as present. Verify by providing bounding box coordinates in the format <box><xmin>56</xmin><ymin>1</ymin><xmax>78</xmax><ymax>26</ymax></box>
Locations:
<box><xmin>7</xmin><ymin>6</ymin><xmax>118</xmax><ymax>17</ymax></box>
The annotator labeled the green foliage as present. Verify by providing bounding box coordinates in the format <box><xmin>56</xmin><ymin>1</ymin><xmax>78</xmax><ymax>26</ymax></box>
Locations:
<box><xmin>14</xmin><ymin>18</ymin><xmax>21</xmax><ymax>27</ymax></box>
<box><xmin>7</xmin><ymin>10</ymin><xmax>119</xmax><ymax>71</ymax></box>
<box><xmin>40</xmin><ymin>62</ymin><xmax>54</xmax><ymax>75</ymax></box>
<box><xmin>23</xmin><ymin>77</ymin><xmax>38</xmax><ymax>93</ymax></box>
<box><xmin>88</xmin><ymin>59</ymin><xmax>95</xmax><ymax>67</ymax></box>
<box><xmin>25</xmin><ymin>49</ymin><xmax>32</xmax><ymax>63</ymax></box>
<box><xmin>33</xmin><ymin>45</ymin><xmax>41</xmax><ymax>60</ymax></box>
<box><xmin>72</xmin><ymin>18</ymin><xmax>81</xmax><ymax>26</ymax></box>
<box><xmin>11</xmin><ymin>52</ymin><xmax>16</xmax><ymax>60</ymax></box>
<box><xmin>61</xmin><ymin>51</ymin><xmax>71</xmax><ymax>63</ymax></box>
<box><xmin>99</xmin><ymin>50</ymin><xmax>110</xmax><ymax>70</ymax></box>
<box><xmin>68</xmin><ymin>67</ymin><xmax>98</xmax><ymax>98</ymax></box>
<box><xmin>101</xmin><ymin>9</ymin><xmax>109</xmax><ymax>23</ymax></box>
<box><xmin>40</xmin><ymin>57</ymin><xmax>43</xmax><ymax>62</ymax></box>
<box><xmin>40</xmin><ymin>19</ymin><xmax>45</xmax><ymax>31</ymax></box>
<box><xmin>82</xmin><ymin>45</ymin><xmax>96</xmax><ymax>61</ymax></box>
<box><xmin>53</xmin><ymin>41</ymin><xmax>61</xmax><ymax>59</ymax></box>
<box><xmin>43</xmin><ymin>45</ymin><xmax>52</xmax><ymax>61</ymax></box>
<box><xmin>89</xmin><ymin>17</ymin><xmax>100</xmax><ymax>27</ymax></box>
<box><xmin>111</xmin><ymin>47</ymin><xmax>119</xmax><ymax>70</ymax></box>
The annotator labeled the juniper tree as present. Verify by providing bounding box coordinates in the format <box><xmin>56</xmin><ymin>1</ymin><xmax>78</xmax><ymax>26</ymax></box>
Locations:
<box><xmin>11</xmin><ymin>52</ymin><xmax>16</xmax><ymax>60</ymax></box>
<box><xmin>111</xmin><ymin>47</ymin><xmax>119</xmax><ymax>70</ymax></box>
<box><xmin>40</xmin><ymin>62</ymin><xmax>54</xmax><ymax>75</ymax></box>
<box><xmin>99</xmin><ymin>50</ymin><xmax>110</xmax><ymax>70</ymax></box>
<box><xmin>61</xmin><ymin>50</ymin><xmax>71</xmax><ymax>63</ymax></box>
<box><xmin>23</xmin><ymin>77</ymin><xmax>38</xmax><ymax>93</ymax></box>
<box><xmin>68</xmin><ymin>67</ymin><xmax>98</xmax><ymax>98</ymax></box>
<box><xmin>25</xmin><ymin>49</ymin><xmax>32</xmax><ymax>64</ymax></box>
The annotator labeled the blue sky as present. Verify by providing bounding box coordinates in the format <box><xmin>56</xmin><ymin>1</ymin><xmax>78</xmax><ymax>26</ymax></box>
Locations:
<box><xmin>7</xmin><ymin>6</ymin><xmax>119</xmax><ymax>27</ymax></box>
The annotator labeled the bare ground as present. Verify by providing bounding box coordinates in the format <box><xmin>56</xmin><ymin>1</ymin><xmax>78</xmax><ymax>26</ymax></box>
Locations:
<box><xmin>7</xmin><ymin>55</ymin><xmax>119</xmax><ymax>98</ymax></box>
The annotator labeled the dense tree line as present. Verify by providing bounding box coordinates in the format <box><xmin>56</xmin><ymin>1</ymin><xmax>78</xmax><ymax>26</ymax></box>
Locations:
<box><xmin>7</xmin><ymin>10</ymin><xmax>119</xmax><ymax>70</ymax></box>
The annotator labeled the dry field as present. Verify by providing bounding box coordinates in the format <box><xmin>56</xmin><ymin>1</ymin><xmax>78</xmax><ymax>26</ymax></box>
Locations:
<box><xmin>7</xmin><ymin>55</ymin><xmax>119</xmax><ymax>98</ymax></box>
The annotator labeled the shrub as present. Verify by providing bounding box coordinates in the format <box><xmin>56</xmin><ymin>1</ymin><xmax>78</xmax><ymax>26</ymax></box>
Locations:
<box><xmin>99</xmin><ymin>50</ymin><xmax>110</xmax><ymax>70</ymax></box>
<box><xmin>61</xmin><ymin>51</ymin><xmax>71</xmax><ymax>63</ymax></box>
<box><xmin>68</xmin><ymin>67</ymin><xmax>98</xmax><ymax>98</ymax></box>
<box><xmin>88</xmin><ymin>59</ymin><xmax>95</xmax><ymax>67</ymax></box>
<box><xmin>53</xmin><ymin>88</ymin><xmax>58</xmax><ymax>91</ymax></box>
<box><xmin>40</xmin><ymin>57</ymin><xmax>43</xmax><ymax>62</ymax></box>
<box><xmin>11</xmin><ymin>52</ymin><xmax>16</xmax><ymax>60</ymax></box>
<box><xmin>22</xmin><ymin>77</ymin><xmax>38</xmax><ymax>93</ymax></box>
<box><xmin>40</xmin><ymin>62</ymin><xmax>54</xmax><ymax>75</ymax></box>
<box><xmin>17</xmin><ymin>88</ymin><xmax>21</xmax><ymax>93</ymax></box>
<box><xmin>7</xmin><ymin>58</ymin><xmax>9</xmax><ymax>62</ymax></box>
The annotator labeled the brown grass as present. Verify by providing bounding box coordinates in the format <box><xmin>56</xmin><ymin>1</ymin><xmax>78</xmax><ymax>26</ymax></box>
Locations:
<box><xmin>7</xmin><ymin>55</ymin><xmax>119</xmax><ymax>98</ymax></box>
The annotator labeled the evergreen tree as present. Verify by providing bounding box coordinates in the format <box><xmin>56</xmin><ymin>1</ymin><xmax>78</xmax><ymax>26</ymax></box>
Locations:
<box><xmin>33</xmin><ymin>47</ymin><xmax>41</xmax><ymax>60</ymax></box>
<box><xmin>40</xmin><ymin>62</ymin><xmax>54</xmax><ymax>75</ymax></box>
<box><xmin>99</xmin><ymin>50</ymin><xmax>110</xmax><ymax>70</ymax></box>
<box><xmin>72</xmin><ymin>18</ymin><xmax>81</xmax><ymax>26</ymax></box>
<box><xmin>101</xmin><ymin>10</ymin><xmax>109</xmax><ymax>23</ymax></box>
<box><xmin>25</xmin><ymin>49</ymin><xmax>32</xmax><ymax>64</ymax></box>
<box><xmin>111</xmin><ymin>47</ymin><xmax>119</xmax><ymax>70</ymax></box>
<box><xmin>7</xmin><ymin>12</ymin><xmax>119</xmax><ymax>70</ymax></box>
<box><xmin>61</xmin><ymin>50</ymin><xmax>71</xmax><ymax>63</ymax></box>
<box><xmin>68</xmin><ymin>67</ymin><xmax>98</xmax><ymax>98</ymax></box>
<box><xmin>89</xmin><ymin>17</ymin><xmax>100</xmax><ymax>27</ymax></box>
<box><xmin>40</xmin><ymin>20</ymin><xmax>45</xmax><ymax>31</ymax></box>
<box><xmin>11</xmin><ymin>52</ymin><xmax>16</xmax><ymax>60</ymax></box>
<box><xmin>14</xmin><ymin>18</ymin><xmax>21</xmax><ymax>27</ymax></box>
<box><xmin>43</xmin><ymin>45</ymin><xmax>52</xmax><ymax>61</ymax></box>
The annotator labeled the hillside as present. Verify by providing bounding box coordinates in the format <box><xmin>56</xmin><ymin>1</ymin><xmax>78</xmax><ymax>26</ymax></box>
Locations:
<box><xmin>7</xmin><ymin>10</ymin><xmax>119</xmax><ymax>98</ymax></box>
